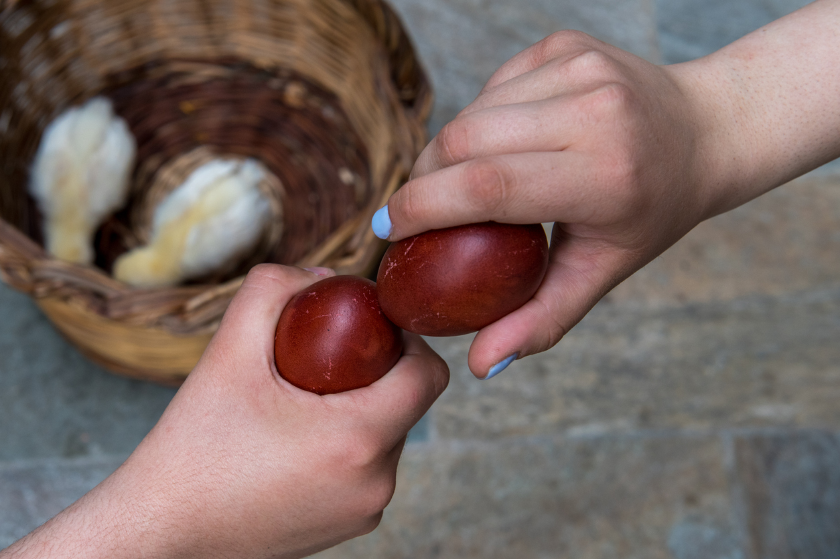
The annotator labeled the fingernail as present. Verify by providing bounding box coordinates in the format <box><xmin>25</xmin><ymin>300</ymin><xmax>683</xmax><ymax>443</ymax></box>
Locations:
<box><xmin>483</xmin><ymin>353</ymin><xmax>518</xmax><ymax>380</ymax></box>
<box><xmin>304</xmin><ymin>267</ymin><xmax>333</xmax><ymax>277</ymax></box>
<box><xmin>371</xmin><ymin>205</ymin><xmax>392</xmax><ymax>239</ymax></box>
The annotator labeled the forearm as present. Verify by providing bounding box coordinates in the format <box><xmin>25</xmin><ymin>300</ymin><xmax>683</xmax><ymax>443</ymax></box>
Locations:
<box><xmin>671</xmin><ymin>0</ymin><xmax>840</xmax><ymax>218</ymax></box>
<box><xmin>1</xmin><ymin>479</ymin><xmax>136</xmax><ymax>559</ymax></box>
<box><xmin>0</xmin><ymin>460</ymin><xmax>192</xmax><ymax>559</ymax></box>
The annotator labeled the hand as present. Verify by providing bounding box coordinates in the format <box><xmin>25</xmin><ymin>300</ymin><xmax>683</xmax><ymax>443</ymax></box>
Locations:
<box><xmin>375</xmin><ymin>1</ymin><xmax>840</xmax><ymax>378</ymax></box>
<box><xmin>376</xmin><ymin>31</ymin><xmax>714</xmax><ymax>377</ymax></box>
<box><xmin>3</xmin><ymin>265</ymin><xmax>449</xmax><ymax>559</ymax></box>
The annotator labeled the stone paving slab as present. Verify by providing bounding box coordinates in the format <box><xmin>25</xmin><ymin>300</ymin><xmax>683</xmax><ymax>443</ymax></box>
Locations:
<box><xmin>732</xmin><ymin>432</ymin><xmax>840</xmax><ymax>559</ymax></box>
<box><xmin>610</xmin><ymin>177</ymin><xmax>840</xmax><ymax>309</ymax></box>
<box><xmin>314</xmin><ymin>434</ymin><xmax>738</xmax><ymax>559</ymax></box>
<box><xmin>429</xmin><ymin>287</ymin><xmax>840</xmax><ymax>441</ymax></box>
<box><xmin>0</xmin><ymin>285</ymin><xmax>178</xmax><ymax>461</ymax></box>
<box><xmin>8</xmin><ymin>432</ymin><xmax>840</xmax><ymax>557</ymax></box>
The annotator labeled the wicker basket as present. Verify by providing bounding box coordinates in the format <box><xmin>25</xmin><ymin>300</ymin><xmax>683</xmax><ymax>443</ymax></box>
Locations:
<box><xmin>0</xmin><ymin>0</ymin><xmax>431</xmax><ymax>385</ymax></box>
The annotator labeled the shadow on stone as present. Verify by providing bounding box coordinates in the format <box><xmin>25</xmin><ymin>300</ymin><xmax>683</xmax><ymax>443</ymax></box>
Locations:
<box><xmin>733</xmin><ymin>432</ymin><xmax>840</xmax><ymax>559</ymax></box>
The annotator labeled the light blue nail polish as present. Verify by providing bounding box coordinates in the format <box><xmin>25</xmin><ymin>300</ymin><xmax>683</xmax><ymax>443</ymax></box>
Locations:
<box><xmin>371</xmin><ymin>205</ymin><xmax>392</xmax><ymax>239</ymax></box>
<box><xmin>484</xmin><ymin>353</ymin><xmax>518</xmax><ymax>380</ymax></box>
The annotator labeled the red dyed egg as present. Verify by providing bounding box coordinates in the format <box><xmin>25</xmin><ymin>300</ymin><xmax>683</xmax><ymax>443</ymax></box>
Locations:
<box><xmin>377</xmin><ymin>222</ymin><xmax>549</xmax><ymax>336</ymax></box>
<box><xmin>274</xmin><ymin>276</ymin><xmax>403</xmax><ymax>395</ymax></box>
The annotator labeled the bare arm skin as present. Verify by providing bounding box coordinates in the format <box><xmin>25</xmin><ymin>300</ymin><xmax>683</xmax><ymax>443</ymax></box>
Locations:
<box><xmin>0</xmin><ymin>265</ymin><xmax>449</xmax><ymax>559</ymax></box>
<box><xmin>375</xmin><ymin>0</ymin><xmax>840</xmax><ymax>377</ymax></box>
<box><xmin>678</xmin><ymin>0</ymin><xmax>840</xmax><ymax>214</ymax></box>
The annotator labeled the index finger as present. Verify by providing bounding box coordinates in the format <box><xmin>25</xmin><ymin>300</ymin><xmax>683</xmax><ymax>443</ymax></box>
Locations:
<box><xmin>376</xmin><ymin>150</ymin><xmax>603</xmax><ymax>241</ymax></box>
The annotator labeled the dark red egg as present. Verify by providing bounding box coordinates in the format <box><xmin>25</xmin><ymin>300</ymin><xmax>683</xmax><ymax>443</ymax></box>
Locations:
<box><xmin>377</xmin><ymin>222</ymin><xmax>549</xmax><ymax>336</ymax></box>
<box><xmin>274</xmin><ymin>275</ymin><xmax>403</xmax><ymax>395</ymax></box>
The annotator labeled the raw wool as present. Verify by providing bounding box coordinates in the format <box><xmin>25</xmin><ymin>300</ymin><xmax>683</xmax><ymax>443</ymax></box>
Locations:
<box><xmin>28</xmin><ymin>96</ymin><xmax>136</xmax><ymax>264</ymax></box>
<box><xmin>113</xmin><ymin>158</ymin><xmax>273</xmax><ymax>288</ymax></box>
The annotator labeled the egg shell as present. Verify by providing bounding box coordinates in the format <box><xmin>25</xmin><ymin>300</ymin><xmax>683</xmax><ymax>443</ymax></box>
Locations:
<box><xmin>274</xmin><ymin>275</ymin><xmax>403</xmax><ymax>395</ymax></box>
<box><xmin>377</xmin><ymin>222</ymin><xmax>549</xmax><ymax>336</ymax></box>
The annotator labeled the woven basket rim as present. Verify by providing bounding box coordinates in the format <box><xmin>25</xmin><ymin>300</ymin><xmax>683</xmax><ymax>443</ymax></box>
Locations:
<box><xmin>0</xmin><ymin>0</ymin><xmax>432</xmax><ymax>315</ymax></box>
<box><xmin>0</xmin><ymin>0</ymin><xmax>433</xmax><ymax>383</ymax></box>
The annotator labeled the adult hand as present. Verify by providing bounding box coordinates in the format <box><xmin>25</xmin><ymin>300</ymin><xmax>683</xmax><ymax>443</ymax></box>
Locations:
<box><xmin>3</xmin><ymin>265</ymin><xmax>449</xmax><ymax>559</ymax></box>
<box><xmin>373</xmin><ymin>0</ymin><xmax>840</xmax><ymax>378</ymax></box>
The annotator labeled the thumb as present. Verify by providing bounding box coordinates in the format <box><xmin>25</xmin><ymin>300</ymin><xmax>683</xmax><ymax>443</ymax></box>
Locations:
<box><xmin>204</xmin><ymin>264</ymin><xmax>336</xmax><ymax>370</ymax></box>
<box><xmin>467</xmin><ymin>229</ymin><xmax>633</xmax><ymax>378</ymax></box>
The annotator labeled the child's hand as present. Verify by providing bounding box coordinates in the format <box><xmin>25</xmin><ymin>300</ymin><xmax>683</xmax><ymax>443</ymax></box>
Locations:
<box><xmin>4</xmin><ymin>265</ymin><xmax>449</xmax><ymax>559</ymax></box>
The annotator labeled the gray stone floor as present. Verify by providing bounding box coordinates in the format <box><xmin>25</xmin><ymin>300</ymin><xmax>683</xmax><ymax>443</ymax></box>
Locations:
<box><xmin>3</xmin><ymin>0</ymin><xmax>840</xmax><ymax>557</ymax></box>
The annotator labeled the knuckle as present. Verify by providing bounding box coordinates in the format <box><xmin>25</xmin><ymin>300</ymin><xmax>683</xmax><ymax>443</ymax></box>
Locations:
<box><xmin>356</xmin><ymin>511</ymin><xmax>384</xmax><ymax>537</ymax></box>
<box><xmin>566</xmin><ymin>49</ymin><xmax>617</xmax><ymax>80</ymax></box>
<box><xmin>357</xmin><ymin>479</ymin><xmax>397</xmax><ymax>518</ymax></box>
<box><xmin>587</xmin><ymin>83</ymin><xmax>635</xmax><ymax>118</ymax></box>
<box><xmin>391</xmin><ymin>183</ymin><xmax>423</xmax><ymax>228</ymax></box>
<box><xmin>533</xmin><ymin>294</ymin><xmax>569</xmax><ymax>354</ymax></box>
<box><xmin>343</xmin><ymin>472</ymin><xmax>397</xmax><ymax>525</ymax></box>
<box><xmin>240</xmin><ymin>263</ymin><xmax>282</xmax><ymax>290</ymax></box>
<box><xmin>461</xmin><ymin>158</ymin><xmax>514</xmax><ymax>217</ymax></box>
<box><xmin>409</xmin><ymin>148</ymin><xmax>433</xmax><ymax>181</ymax></box>
<box><xmin>530</xmin><ymin>30</ymin><xmax>593</xmax><ymax>68</ymax></box>
<box><xmin>344</xmin><ymin>435</ymin><xmax>384</xmax><ymax>471</ymax></box>
<box><xmin>323</xmin><ymin>432</ymin><xmax>383</xmax><ymax>473</ymax></box>
<box><xmin>244</xmin><ymin>263</ymin><xmax>277</xmax><ymax>282</ymax></box>
<box><xmin>436</xmin><ymin>119</ymin><xmax>473</xmax><ymax>166</ymax></box>
<box><xmin>541</xmin><ymin>30</ymin><xmax>592</xmax><ymax>56</ymax></box>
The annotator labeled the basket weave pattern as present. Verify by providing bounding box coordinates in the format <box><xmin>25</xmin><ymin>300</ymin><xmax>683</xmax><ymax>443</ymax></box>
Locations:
<box><xmin>0</xmin><ymin>0</ymin><xmax>431</xmax><ymax>384</ymax></box>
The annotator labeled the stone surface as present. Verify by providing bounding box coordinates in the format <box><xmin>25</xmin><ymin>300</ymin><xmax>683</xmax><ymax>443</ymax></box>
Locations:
<box><xmin>314</xmin><ymin>435</ymin><xmax>736</xmax><ymax>559</ymax></box>
<box><xmin>667</xmin><ymin>520</ymin><xmax>745</xmax><ymax>559</ymax></box>
<box><xmin>389</xmin><ymin>0</ymin><xmax>660</xmax><ymax>136</ymax></box>
<box><xmin>609</xmin><ymin>177</ymin><xmax>840</xmax><ymax>309</ymax></box>
<box><xmin>430</xmin><ymin>287</ymin><xmax>840</xmax><ymax>440</ymax></box>
<box><xmin>0</xmin><ymin>456</ymin><xmax>125</xmax><ymax>548</ymax></box>
<box><xmin>655</xmin><ymin>0</ymin><xmax>811</xmax><ymax>65</ymax></box>
<box><xmin>0</xmin><ymin>284</ymin><xmax>177</xmax><ymax>461</ymax></box>
<box><xmin>732</xmin><ymin>432</ymin><xmax>840</xmax><ymax>559</ymax></box>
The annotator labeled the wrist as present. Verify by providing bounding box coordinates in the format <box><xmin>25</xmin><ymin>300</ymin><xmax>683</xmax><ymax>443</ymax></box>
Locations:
<box><xmin>667</xmin><ymin>0</ymin><xmax>840</xmax><ymax>221</ymax></box>
<box><xmin>665</xmin><ymin>56</ymin><xmax>764</xmax><ymax>221</ymax></box>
